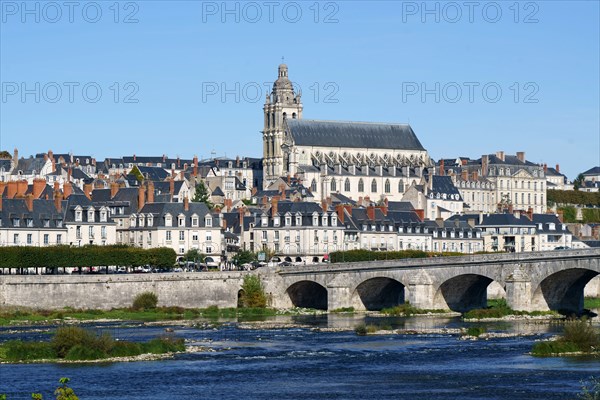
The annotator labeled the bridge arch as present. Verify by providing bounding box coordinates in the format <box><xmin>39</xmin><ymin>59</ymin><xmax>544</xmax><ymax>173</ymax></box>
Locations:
<box><xmin>532</xmin><ymin>268</ymin><xmax>599</xmax><ymax>315</ymax></box>
<box><xmin>286</xmin><ymin>280</ymin><xmax>328</xmax><ymax>310</ymax></box>
<box><xmin>434</xmin><ymin>273</ymin><xmax>505</xmax><ymax>313</ymax></box>
<box><xmin>351</xmin><ymin>277</ymin><xmax>407</xmax><ymax>311</ymax></box>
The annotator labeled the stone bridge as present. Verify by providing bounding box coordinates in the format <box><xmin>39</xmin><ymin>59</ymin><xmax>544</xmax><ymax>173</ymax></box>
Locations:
<box><xmin>260</xmin><ymin>249</ymin><xmax>600</xmax><ymax>314</ymax></box>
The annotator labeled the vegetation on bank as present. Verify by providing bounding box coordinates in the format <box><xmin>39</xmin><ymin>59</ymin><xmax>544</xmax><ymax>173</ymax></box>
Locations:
<box><xmin>547</xmin><ymin>190</ymin><xmax>600</xmax><ymax>207</ymax></box>
<box><xmin>1</xmin><ymin>377</ymin><xmax>80</xmax><ymax>400</ymax></box>
<box><xmin>585</xmin><ymin>297</ymin><xmax>600</xmax><ymax>309</ymax></box>
<box><xmin>532</xmin><ymin>319</ymin><xmax>600</xmax><ymax>356</ymax></box>
<box><xmin>463</xmin><ymin>299</ymin><xmax>558</xmax><ymax>319</ymax></box>
<box><xmin>238</xmin><ymin>275</ymin><xmax>268</xmax><ymax>308</ymax></box>
<box><xmin>0</xmin><ymin>326</ymin><xmax>184</xmax><ymax>362</ymax></box>
<box><xmin>0</xmin><ymin>245</ymin><xmax>176</xmax><ymax>271</ymax></box>
<box><xmin>380</xmin><ymin>303</ymin><xmax>448</xmax><ymax>317</ymax></box>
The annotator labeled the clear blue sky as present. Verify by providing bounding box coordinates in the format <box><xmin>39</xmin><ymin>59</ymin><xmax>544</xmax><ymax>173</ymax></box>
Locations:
<box><xmin>1</xmin><ymin>0</ymin><xmax>598</xmax><ymax>179</ymax></box>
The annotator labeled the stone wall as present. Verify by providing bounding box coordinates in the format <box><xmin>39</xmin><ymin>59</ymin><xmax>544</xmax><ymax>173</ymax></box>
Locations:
<box><xmin>0</xmin><ymin>273</ymin><xmax>244</xmax><ymax>310</ymax></box>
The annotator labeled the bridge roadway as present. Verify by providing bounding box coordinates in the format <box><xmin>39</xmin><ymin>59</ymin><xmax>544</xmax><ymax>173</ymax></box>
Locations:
<box><xmin>260</xmin><ymin>248</ymin><xmax>600</xmax><ymax>314</ymax></box>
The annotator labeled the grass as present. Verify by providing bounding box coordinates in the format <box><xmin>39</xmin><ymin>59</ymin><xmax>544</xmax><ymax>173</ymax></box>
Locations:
<box><xmin>0</xmin><ymin>306</ymin><xmax>278</xmax><ymax>326</ymax></box>
<box><xmin>331</xmin><ymin>307</ymin><xmax>355</xmax><ymax>313</ymax></box>
<box><xmin>463</xmin><ymin>326</ymin><xmax>487</xmax><ymax>337</ymax></box>
<box><xmin>0</xmin><ymin>326</ymin><xmax>185</xmax><ymax>362</ymax></box>
<box><xmin>463</xmin><ymin>299</ymin><xmax>558</xmax><ymax>319</ymax></box>
<box><xmin>532</xmin><ymin>319</ymin><xmax>600</xmax><ymax>356</ymax></box>
<box><xmin>584</xmin><ymin>297</ymin><xmax>600</xmax><ymax>309</ymax></box>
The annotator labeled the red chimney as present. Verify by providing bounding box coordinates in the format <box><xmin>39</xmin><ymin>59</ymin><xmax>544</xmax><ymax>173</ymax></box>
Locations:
<box><xmin>169</xmin><ymin>177</ymin><xmax>175</xmax><ymax>199</ymax></box>
<box><xmin>110</xmin><ymin>182</ymin><xmax>119</xmax><ymax>199</ymax></box>
<box><xmin>367</xmin><ymin>205</ymin><xmax>375</xmax><ymax>220</ymax></box>
<box><xmin>183</xmin><ymin>196</ymin><xmax>189</xmax><ymax>211</ymax></box>
<box><xmin>67</xmin><ymin>167</ymin><xmax>72</xmax><ymax>181</ymax></box>
<box><xmin>83</xmin><ymin>183</ymin><xmax>92</xmax><ymax>200</ymax></box>
<box><xmin>555</xmin><ymin>164</ymin><xmax>560</xmax><ymax>173</ymax></box>
<box><xmin>147</xmin><ymin>181</ymin><xmax>154</xmax><ymax>203</ymax></box>
<box><xmin>0</xmin><ymin>182</ymin><xmax>5</xmax><ymax>198</ymax></box>
<box><xmin>481</xmin><ymin>155</ymin><xmax>488</xmax><ymax>177</ymax></box>
<box><xmin>414</xmin><ymin>209</ymin><xmax>425</xmax><ymax>221</ymax></box>
<box><xmin>344</xmin><ymin>204</ymin><xmax>353</xmax><ymax>216</ymax></box>
<box><xmin>526</xmin><ymin>207</ymin><xmax>533</xmax><ymax>221</ymax></box>
<box><xmin>321</xmin><ymin>199</ymin><xmax>328</xmax><ymax>212</ymax></box>
<box><xmin>193</xmin><ymin>156</ymin><xmax>198</xmax><ymax>177</ymax></box>
<box><xmin>461</xmin><ymin>170</ymin><xmax>468</xmax><ymax>181</ymax></box>
<box><xmin>336</xmin><ymin>204</ymin><xmax>345</xmax><ymax>224</ymax></box>
<box><xmin>543</xmin><ymin>163</ymin><xmax>548</xmax><ymax>173</ymax></box>
<box><xmin>238</xmin><ymin>206</ymin><xmax>245</xmax><ymax>226</ymax></box>
<box><xmin>377</xmin><ymin>204</ymin><xmax>388</xmax><ymax>216</ymax></box>
<box><xmin>6</xmin><ymin>181</ymin><xmax>17</xmax><ymax>199</ymax></box>
<box><xmin>54</xmin><ymin>192</ymin><xmax>63</xmax><ymax>212</ymax></box>
<box><xmin>16</xmin><ymin>180</ymin><xmax>28</xmax><ymax>197</ymax></box>
<box><xmin>271</xmin><ymin>197</ymin><xmax>279</xmax><ymax>215</ymax></box>
<box><xmin>133</xmin><ymin>154</ymin><xmax>136</xmax><ymax>161</ymax></box>
<box><xmin>63</xmin><ymin>182</ymin><xmax>72</xmax><ymax>199</ymax></box>
<box><xmin>25</xmin><ymin>194</ymin><xmax>34</xmax><ymax>212</ymax></box>
<box><xmin>138</xmin><ymin>185</ymin><xmax>145</xmax><ymax>211</ymax></box>
<box><xmin>557</xmin><ymin>210</ymin><xmax>564</xmax><ymax>223</ymax></box>
<box><xmin>439</xmin><ymin>159</ymin><xmax>445</xmax><ymax>176</ymax></box>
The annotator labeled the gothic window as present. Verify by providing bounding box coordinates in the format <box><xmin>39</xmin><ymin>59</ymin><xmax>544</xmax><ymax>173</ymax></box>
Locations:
<box><xmin>311</xmin><ymin>179</ymin><xmax>317</xmax><ymax>192</ymax></box>
<box><xmin>330</xmin><ymin>179</ymin><xmax>336</xmax><ymax>192</ymax></box>
<box><xmin>358</xmin><ymin>179</ymin><xmax>364</xmax><ymax>192</ymax></box>
<box><xmin>398</xmin><ymin>180</ymin><xmax>404</xmax><ymax>193</ymax></box>
<box><xmin>384</xmin><ymin>179</ymin><xmax>390</xmax><ymax>193</ymax></box>
<box><xmin>292</xmin><ymin>113</ymin><xmax>297</xmax><ymax>119</ymax></box>
<box><xmin>344</xmin><ymin>178</ymin><xmax>350</xmax><ymax>192</ymax></box>
<box><xmin>371</xmin><ymin>179</ymin><xmax>377</xmax><ymax>193</ymax></box>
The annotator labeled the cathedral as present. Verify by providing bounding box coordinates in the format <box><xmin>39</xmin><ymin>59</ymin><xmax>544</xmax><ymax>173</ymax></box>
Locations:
<box><xmin>262</xmin><ymin>64</ymin><xmax>433</xmax><ymax>202</ymax></box>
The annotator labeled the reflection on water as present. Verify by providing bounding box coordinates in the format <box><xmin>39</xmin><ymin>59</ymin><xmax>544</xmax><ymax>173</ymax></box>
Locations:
<box><xmin>0</xmin><ymin>314</ymin><xmax>599</xmax><ymax>400</ymax></box>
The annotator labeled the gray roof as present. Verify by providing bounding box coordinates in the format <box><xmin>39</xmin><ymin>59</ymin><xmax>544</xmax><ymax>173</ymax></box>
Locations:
<box><xmin>286</xmin><ymin>119</ymin><xmax>425</xmax><ymax>151</ymax></box>
<box><xmin>582</xmin><ymin>167</ymin><xmax>600</xmax><ymax>176</ymax></box>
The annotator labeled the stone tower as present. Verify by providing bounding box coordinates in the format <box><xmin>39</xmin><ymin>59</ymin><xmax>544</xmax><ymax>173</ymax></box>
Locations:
<box><xmin>263</xmin><ymin>64</ymin><xmax>303</xmax><ymax>188</ymax></box>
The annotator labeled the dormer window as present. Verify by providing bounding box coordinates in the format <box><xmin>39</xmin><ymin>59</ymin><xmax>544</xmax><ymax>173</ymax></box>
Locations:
<box><xmin>322</xmin><ymin>215</ymin><xmax>328</xmax><ymax>227</ymax></box>
<box><xmin>274</xmin><ymin>216</ymin><xmax>280</xmax><ymax>227</ymax></box>
<box><xmin>88</xmin><ymin>210</ymin><xmax>95</xmax><ymax>222</ymax></box>
<box><xmin>165</xmin><ymin>214</ymin><xmax>172</xmax><ymax>227</ymax></box>
<box><xmin>138</xmin><ymin>216</ymin><xmax>144</xmax><ymax>227</ymax></box>
<box><xmin>75</xmin><ymin>210</ymin><xmax>82</xmax><ymax>222</ymax></box>
<box><xmin>312</xmin><ymin>213</ymin><xmax>319</xmax><ymax>226</ymax></box>
<box><xmin>100</xmin><ymin>210</ymin><xmax>107</xmax><ymax>222</ymax></box>
<box><xmin>26</xmin><ymin>218</ymin><xmax>33</xmax><ymax>227</ymax></box>
<box><xmin>178</xmin><ymin>215</ymin><xmax>186</xmax><ymax>227</ymax></box>
<box><xmin>261</xmin><ymin>216</ymin><xmax>268</xmax><ymax>227</ymax></box>
<box><xmin>548</xmin><ymin>223</ymin><xmax>555</xmax><ymax>230</ymax></box>
<box><xmin>192</xmin><ymin>215</ymin><xmax>199</xmax><ymax>227</ymax></box>
<box><xmin>130</xmin><ymin>215</ymin><xmax>136</xmax><ymax>227</ymax></box>
<box><xmin>43</xmin><ymin>219</ymin><xmax>50</xmax><ymax>227</ymax></box>
<box><xmin>285</xmin><ymin>215</ymin><xmax>292</xmax><ymax>226</ymax></box>
<box><xmin>332</xmin><ymin>215</ymin><xmax>337</xmax><ymax>226</ymax></box>
<box><xmin>148</xmin><ymin>215</ymin><xmax>154</xmax><ymax>226</ymax></box>
<box><xmin>295</xmin><ymin>214</ymin><xmax>302</xmax><ymax>226</ymax></box>
<box><xmin>205</xmin><ymin>215</ymin><xmax>213</xmax><ymax>227</ymax></box>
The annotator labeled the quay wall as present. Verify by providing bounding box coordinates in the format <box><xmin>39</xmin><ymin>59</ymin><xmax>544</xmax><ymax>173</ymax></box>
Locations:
<box><xmin>0</xmin><ymin>273</ymin><xmax>245</xmax><ymax>310</ymax></box>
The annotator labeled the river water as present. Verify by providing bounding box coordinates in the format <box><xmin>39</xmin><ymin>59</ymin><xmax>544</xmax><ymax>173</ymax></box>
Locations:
<box><xmin>1</xmin><ymin>314</ymin><xmax>599</xmax><ymax>400</ymax></box>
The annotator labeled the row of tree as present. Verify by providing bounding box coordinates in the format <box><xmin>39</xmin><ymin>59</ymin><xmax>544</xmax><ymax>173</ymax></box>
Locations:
<box><xmin>548</xmin><ymin>190</ymin><xmax>600</xmax><ymax>207</ymax></box>
<box><xmin>0</xmin><ymin>245</ymin><xmax>176</xmax><ymax>269</ymax></box>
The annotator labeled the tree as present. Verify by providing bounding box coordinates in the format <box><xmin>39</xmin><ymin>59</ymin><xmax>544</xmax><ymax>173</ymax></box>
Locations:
<box><xmin>574</xmin><ymin>173</ymin><xmax>585</xmax><ymax>191</ymax></box>
<box><xmin>192</xmin><ymin>181</ymin><xmax>213</xmax><ymax>209</ymax></box>
<box><xmin>185</xmin><ymin>248</ymin><xmax>205</xmax><ymax>264</ymax></box>
<box><xmin>232</xmin><ymin>250</ymin><xmax>256</xmax><ymax>266</ymax></box>
<box><xmin>239</xmin><ymin>275</ymin><xmax>267</xmax><ymax>308</ymax></box>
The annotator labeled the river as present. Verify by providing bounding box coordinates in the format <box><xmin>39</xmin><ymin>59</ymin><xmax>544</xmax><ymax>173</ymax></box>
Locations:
<box><xmin>1</xmin><ymin>314</ymin><xmax>599</xmax><ymax>400</ymax></box>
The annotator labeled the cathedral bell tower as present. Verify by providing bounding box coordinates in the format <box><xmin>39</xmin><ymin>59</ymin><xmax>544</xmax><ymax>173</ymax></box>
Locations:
<box><xmin>263</xmin><ymin>63</ymin><xmax>303</xmax><ymax>189</ymax></box>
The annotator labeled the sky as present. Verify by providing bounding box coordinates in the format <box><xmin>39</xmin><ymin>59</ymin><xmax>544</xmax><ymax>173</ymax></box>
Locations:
<box><xmin>0</xmin><ymin>0</ymin><xmax>598</xmax><ymax>179</ymax></box>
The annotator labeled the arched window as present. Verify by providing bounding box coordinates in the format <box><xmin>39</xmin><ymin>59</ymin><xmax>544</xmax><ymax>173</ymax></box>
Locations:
<box><xmin>371</xmin><ymin>179</ymin><xmax>377</xmax><ymax>193</ymax></box>
<box><xmin>330</xmin><ymin>179</ymin><xmax>337</xmax><ymax>192</ymax></box>
<box><xmin>292</xmin><ymin>112</ymin><xmax>297</xmax><ymax>119</ymax></box>
<box><xmin>384</xmin><ymin>179</ymin><xmax>390</xmax><ymax>193</ymax></box>
<box><xmin>310</xmin><ymin>179</ymin><xmax>317</xmax><ymax>192</ymax></box>
<box><xmin>344</xmin><ymin>178</ymin><xmax>350</xmax><ymax>192</ymax></box>
<box><xmin>398</xmin><ymin>180</ymin><xmax>404</xmax><ymax>193</ymax></box>
<box><xmin>358</xmin><ymin>179</ymin><xmax>364</xmax><ymax>192</ymax></box>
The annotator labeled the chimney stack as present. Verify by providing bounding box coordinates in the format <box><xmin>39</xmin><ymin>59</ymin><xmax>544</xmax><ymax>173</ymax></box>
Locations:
<box><xmin>147</xmin><ymin>181</ymin><xmax>154</xmax><ymax>203</ymax></box>
<box><xmin>367</xmin><ymin>205</ymin><xmax>375</xmax><ymax>220</ymax></box>
<box><xmin>110</xmin><ymin>182</ymin><xmax>119</xmax><ymax>198</ymax></box>
<box><xmin>6</xmin><ymin>181</ymin><xmax>17</xmax><ymax>199</ymax></box>
<box><xmin>496</xmin><ymin>151</ymin><xmax>505</xmax><ymax>162</ymax></box>
<box><xmin>0</xmin><ymin>182</ymin><xmax>6</xmax><ymax>198</ymax></box>
<box><xmin>556</xmin><ymin>164</ymin><xmax>560</xmax><ymax>173</ymax></box>
<box><xmin>336</xmin><ymin>204</ymin><xmax>345</xmax><ymax>224</ymax></box>
<box><xmin>63</xmin><ymin>182</ymin><xmax>72</xmax><ymax>199</ymax></box>
<box><xmin>271</xmin><ymin>197</ymin><xmax>279</xmax><ymax>215</ymax></box>
<box><xmin>169</xmin><ymin>177</ymin><xmax>175</xmax><ymax>200</ymax></box>
<box><xmin>183</xmin><ymin>196</ymin><xmax>189</xmax><ymax>211</ymax></box>
<box><xmin>193</xmin><ymin>155</ymin><xmax>198</xmax><ymax>177</ymax></box>
<box><xmin>16</xmin><ymin>180</ymin><xmax>28</xmax><ymax>197</ymax></box>
<box><xmin>25</xmin><ymin>194</ymin><xmax>34</xmax><ymax>212</ymax></box>
<box><xmin>516</xmin><ymin>152</ymin><xmax>525</xmax><ymax>163</ymax></box>
<box><xmin>0</xmin><ymin>193</ymin><xmax>2</xmax><ymax>212</ymax></box>
<box><xmin>439</xmin><ymin>159</ymin><xmax>445</xmax><ymax>176</ymax></box>
<box><xmin>321</xmin><ymin>199</ymin><xmax>328</xmax><ymax>212</ymax></box>
<box><xmin>557</xmin><ymin>210</ymin><xmax>564</xmax><ymax>223</ymax></box>
<box><xmin>526</xmin><ymin>207</ymin><xmax>533</xmax><ymax>221</ymax></box>
<box><xmin>414</xmin><ymin>209</ymin><xmax>425</xmax><ymax>221</ymax></box>
<box><xmin>481</xmin><ymin>155</ymin><xmax>488</xmax><ymax>177</ymax></box>
<box><xmin>54</xmin><ymin>191</ymin><xmax>63</xmax><ymax>213</ymax></box>
<box><xmin>83</xmin><ymin>183</ymin><xmax>93</xmax><ymax>200</ymax></box>
<box><xmin>32</xmin><ymin>178</ymin><xmax>45</xmax><ymax>198</ymax></box>
<box><xmin>13</xmin><ymin>148</ymin><xmax>18</xmax><ymax>163</ymax></box>
<box><xmin>543</xmin><ymin>163</ymin><xmax>548</xmax><ymax>174</ymax></box>
<box><xmin>472</xmin><ymin>171</ymin><xmax>479</xmax><ymax>181</ymax></box>
<box><xmin>461</xmin><ymin>169</ymin><xmax>468</xmax><ymax>181</ymax></box>
<box><xmin>138</xmin><ymin>185</ymin><xmax>146</xmax><ymax>211</ymax></box>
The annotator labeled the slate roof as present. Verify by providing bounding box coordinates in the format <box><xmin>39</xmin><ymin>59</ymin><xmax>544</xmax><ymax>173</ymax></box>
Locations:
<box><xmin>286</xmin><ymin>119</ymin><xmax>425</xmax><ymax>151</ymax></box>
<box><xmin>387</xmin><ymin>201</ymin><xmax>414</xmax><ymax>211</ymax></box>
<box><xmin>136</xmin><ymin>166</ymin><xmax>169</xmax><ymax>181</ymax></box>
<box><xmin>0</xmin><ymin>198</ymin><xmax>64</xmax><ymax>228</ymax></box>
<box><xmin>11</xmin><ymin>157</ymin><xmax>47</xmax><ymax>175</ymax></box>
<box><xmin>582</xmin><ymin>167</ymin><xmax>600</xmax><ymax>176</ymax></box>
<box><xmin>211</xmin><ymin>186</ymin><xmax>225</xmax><ymax>196</ymax></box>
<box><xmin>479</xmin><ymin>213</ymin><xmax>536</xmax><ymax>227</ymax></box>
<box><xmin>430</xmin><ymin>176</ymin><xmax>462</xmax><ymax>201</ymax></box>
<box><xmin>136</xmin><ymin>202</ymin><xmax>216</xmax><ymax>228</ymax></box>
<box><xmin>0</xmin><ymin>159</ymin><xmax>12</xmax><ymax>172</ymax></box>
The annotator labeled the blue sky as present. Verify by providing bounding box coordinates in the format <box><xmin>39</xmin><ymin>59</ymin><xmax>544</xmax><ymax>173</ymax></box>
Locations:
<box><xmin>1</xmin><ymin>0</ymin><xmax>598</xmax><ymax>179</ymax></box>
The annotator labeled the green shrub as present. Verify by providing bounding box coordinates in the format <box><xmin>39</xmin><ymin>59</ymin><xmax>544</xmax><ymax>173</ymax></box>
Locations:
<box><xmin>239</xmin><ymin>276</ymin><xmax>267</xmax><ymax>308</ymax></box>
<box><xmin>141</xmin><ymin>337</ymin><xmax>185</xmax><ymax>354</ymax></box>
<box><xmin>51</xmin><ymin>326</ymin><xmax>97</xmax><ymax>358</ymax></box>
<box><xmin>532</xmin><ymin>340</ymin><xmax>580</xmax><ymax>356</ymax></box>
<box><xmin>465</xmin><ymin>326</ymin><xmax>487</xmax><ymax>337</ymax></box>
<box><xmin>381</xmin><ymin>303</ymin><xmax>419</xmax><ymax>316</ymax></box>
<box><xmin>109</xmin><ymin>341</ymin><xmax>142</xmax><ymax>357</ymax></box>
<box><xmin>132</xmin><ymin>292</ymin><xmax>158</xmax><ymax>311</ymax></box>
<box><xmin>65</xmin><ymin>345</ymin><xmax>106</xmax><ymax>361</ymax></box>
<box><xmin>355</xmin><ymin>324</ymin><xmax>367</xmax><ymax>336</ymax></box>
<box><xmin>562</xmin><ymin>319</ymin><xmax>600</xmax><ymax>352</ymax></box>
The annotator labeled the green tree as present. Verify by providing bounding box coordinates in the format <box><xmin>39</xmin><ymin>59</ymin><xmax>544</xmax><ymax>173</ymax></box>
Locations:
<box><xmin>54</xmin><ymin>378</ymin><xmax>79</xmax><ymax>400</ymax></box>
<box><xmin>574</xmin><ymin>173</ymin><xmax>585</xmax><ymax>191</ymax></box>
<box><xmin>185</xmin><ymin>248</ymin><xmax>205</xmax><ymax>264</ymax></box>
<box><xmin>232</xmin><ymin>250</ymin><xmax>256</xmax><ymax>266</ymax></box>
<box><xmin>192</xmin><ymin>181</ymin><xmax>213</xmax><ymax>209</ymax></box>
<box><xmin>128</xmin><ymin>166</ymin><xmax>145</xmax><ymax>183</ymax></box>
<box><xmin>239</xmin><ymin>275</ymin><xmax>267</xmax><ymax>308</ymax></box>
